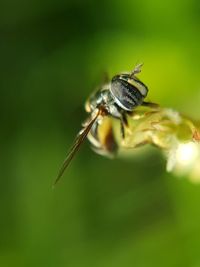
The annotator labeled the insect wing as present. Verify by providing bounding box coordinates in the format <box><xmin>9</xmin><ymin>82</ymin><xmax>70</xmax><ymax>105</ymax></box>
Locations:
<box><xmin>54</xmin><ymin>111</ymin><xmax>99</xmax><ymax>186</ymax></box>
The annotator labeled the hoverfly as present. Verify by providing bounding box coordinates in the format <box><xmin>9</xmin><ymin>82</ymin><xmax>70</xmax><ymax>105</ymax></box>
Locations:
<box><xmin>54</xmin><ymin>64</ymin><xmax>158</xmax><ymax>185</ymax></box>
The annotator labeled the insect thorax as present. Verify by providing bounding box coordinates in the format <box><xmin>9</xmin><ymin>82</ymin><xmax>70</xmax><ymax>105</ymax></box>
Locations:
<box><xmin>86</xmin><ymin>88</ymin><xmax>122</xmax><ymax>119</ymax></box>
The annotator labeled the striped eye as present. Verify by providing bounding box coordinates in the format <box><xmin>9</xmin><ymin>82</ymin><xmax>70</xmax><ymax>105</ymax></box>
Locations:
<box><xmin>127</xmin><ymin>77</ymin><xmax>148</xmax><ymax>98</ymax></box>
<box><xmin>110</xmin><ymin>75</ymin><xmax>148</xmax><ymax>111</ymax></box>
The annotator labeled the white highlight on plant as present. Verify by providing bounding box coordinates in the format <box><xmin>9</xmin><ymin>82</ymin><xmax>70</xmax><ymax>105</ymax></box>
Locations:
<box><xmin>167</xmin><ymin>141</ymin><xmax>200</xmax><ymax>182</ymax></box>
<box><xmin>176</xmin><ymin>142</ymin><xmax>199</xmax><ymax>166</ymax></box>
<box><xmin>165</xmin><ymin>108</ymin><xmax>182</xmax><ymax>124</ymax></box>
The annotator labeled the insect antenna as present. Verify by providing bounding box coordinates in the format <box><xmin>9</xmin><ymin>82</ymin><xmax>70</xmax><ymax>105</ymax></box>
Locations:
<box><xmin>53</xmin><ymin>110</ymin><xmax>100</xmax><ymax>187</ymax></box>
<box><xmin>130</xmin><ymin>63</ymin><xmax>143</xmax><ymax>77</ymax></box>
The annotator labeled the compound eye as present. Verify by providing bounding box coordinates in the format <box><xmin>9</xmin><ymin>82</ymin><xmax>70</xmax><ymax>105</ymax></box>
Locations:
<box><xmin>111</xmin><ymin>75</ymin><xmax>148</xmax><ymax>111</ymax></box>
<box><xmin>128</xmin><ymin>77</ymin><xmax>148</xmax><ymax>97</ymax></box>
<box><xmin>111</xmin><ymin>78</ymin><xmax>139</xmax><ymax>111</ymax></box>
<box><xmin>112</xmin><ymin>74</ymin><xmax>129</xmax><ymax>82</ymax></box>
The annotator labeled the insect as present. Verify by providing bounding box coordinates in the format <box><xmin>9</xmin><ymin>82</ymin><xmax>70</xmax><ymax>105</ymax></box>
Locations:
<box><xmin>54</xmin><ymin>64</ymin><xmax>157</xmax><ymax>185</ymax></box>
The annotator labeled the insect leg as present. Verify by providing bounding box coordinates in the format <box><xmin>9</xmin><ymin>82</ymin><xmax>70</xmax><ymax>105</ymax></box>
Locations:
<box><xmin>120</xmin><ymin>113</ymin><xmax>129</xmax><ymax>139</ymax></box>
<box><xmin>142</xmin><ymin>101</ymin><xmax>159</xmax><ymax>108</ymax></box>
<box><xmin>120</xmin><ymin>119</ymin><xmax>125</xmax><ymax>139</ymax></box>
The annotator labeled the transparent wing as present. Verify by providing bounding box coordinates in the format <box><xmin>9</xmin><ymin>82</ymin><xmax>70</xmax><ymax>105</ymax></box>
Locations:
<box><xmin>53</xmin><ymin>111</ymin><xmax>99</xmax><ymax>186</ymax></box>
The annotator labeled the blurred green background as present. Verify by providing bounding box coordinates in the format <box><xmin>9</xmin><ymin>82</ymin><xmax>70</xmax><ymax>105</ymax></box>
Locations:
<box><xmin>1</xmin><ymin>0</ymin><xmax>200</xmax><ymax>266</ymax></box>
